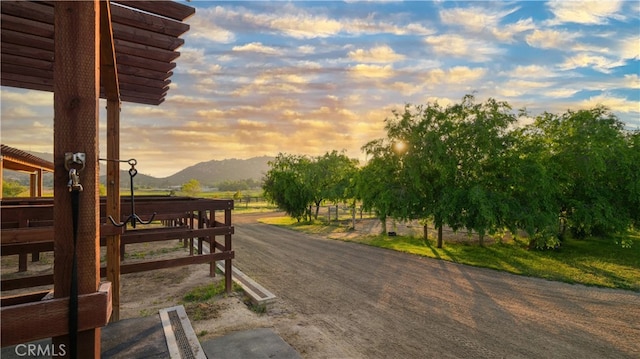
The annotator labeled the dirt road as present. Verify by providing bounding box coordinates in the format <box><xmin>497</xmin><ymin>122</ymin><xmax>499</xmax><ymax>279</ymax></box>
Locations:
<box><xmin>232</xmin><ymin>214</ymin><xmax>640</xmax><ymax>359</ymax></box>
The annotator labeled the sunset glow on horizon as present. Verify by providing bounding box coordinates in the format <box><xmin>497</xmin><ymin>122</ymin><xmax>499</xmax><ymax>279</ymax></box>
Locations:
<box><xmin>2</xmin><ymin>1</ymin><xmax>638</xmax><ymax>177</ymax></box>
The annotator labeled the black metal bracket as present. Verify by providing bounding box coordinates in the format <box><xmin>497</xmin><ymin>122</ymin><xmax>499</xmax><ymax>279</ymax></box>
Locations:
<box><xmin>99</xmin><ymin>158</ymin><xmax>156</xmax><ymax>228</ymax></box>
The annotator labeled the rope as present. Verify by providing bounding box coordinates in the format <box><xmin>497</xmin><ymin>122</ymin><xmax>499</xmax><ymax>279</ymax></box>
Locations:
<box><xmin>69</xmin><ymin>188</ymin><xmax>80</xmax><ymax>359</ymax></box>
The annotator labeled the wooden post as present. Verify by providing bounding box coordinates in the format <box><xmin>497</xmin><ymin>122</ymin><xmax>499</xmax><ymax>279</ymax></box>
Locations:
<box><xmin>224</xmin><ymin>207</ymin><xmax>233</xmax><ymax>293</ymax></box>
<box><xmin>29</xmin><ymin>172</ymin><xmax>37</xmax><ymax>197</ymax></box>
<box><xmin>210</xmin><ymin>209</ymin><xmax>216</xmax><ymax>277</ymax></box>
<box><xmin>0</xmin><ymin>156</ymin><xmax>3</xmax><ymax>200</ymax></box>
<box><xmin>53</xmin><ymin>1</ymin><xmax>101</xmax><ymax>358</ymax></box>
<box><xmin>105</xmin><ymin>99</ymin><xmax>121</xmax><ymax>322</ymax></box>
<box><xmin>37</xmin><ymin>168</ymin><xmax>44</xmax><ymax>196</ymax></box>
<box><xmin>100</xmin><ymin>0</ymin><xmax>121</xmax><ymax>323</ymax></box>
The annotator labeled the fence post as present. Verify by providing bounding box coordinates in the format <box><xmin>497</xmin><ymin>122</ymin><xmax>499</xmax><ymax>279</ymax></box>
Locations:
<box><xmin>224</xmin><ymin>206</ymin><xmax>233</xmax><ymax>293</ymax></box>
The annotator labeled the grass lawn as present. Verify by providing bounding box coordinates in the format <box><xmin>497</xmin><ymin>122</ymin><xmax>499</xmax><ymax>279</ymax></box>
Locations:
<box><xmin>260</xmin><ymin>216</ymin><xmax>640</xmax><ymax>291</ymax></box>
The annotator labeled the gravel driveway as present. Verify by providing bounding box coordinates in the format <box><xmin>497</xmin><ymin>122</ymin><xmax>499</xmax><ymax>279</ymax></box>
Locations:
<box><xmin>232</xmin><ymin>213</ymin><xmax>640</xmax><ymax>359</ymax></box>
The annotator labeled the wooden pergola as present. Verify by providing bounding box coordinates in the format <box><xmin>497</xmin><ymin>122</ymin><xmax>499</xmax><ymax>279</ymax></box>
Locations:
<box><xmin>0</xmin><ymin>144</ymin><xmax>54</xmax><ymax>198</ymax></box>
<box><xmin>0</xmin><ymin>1</ymin><xmax>195</xmax><ymax>357</ymax></box>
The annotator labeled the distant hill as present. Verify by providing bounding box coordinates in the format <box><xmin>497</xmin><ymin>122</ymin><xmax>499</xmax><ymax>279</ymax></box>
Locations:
<box><xmin>111</xmin><ymin>156</ymin><xmax>274</xmax><ymax>188</ymax></box>
<box><xmin>4</xmin><ymin>151</ymin><xmax>273</xmax><ymax>189</ymax></box>
<box><xmin>163</xmin><ymin>156</ymin><xmax>274</xmax><ymax>187</ymax></box>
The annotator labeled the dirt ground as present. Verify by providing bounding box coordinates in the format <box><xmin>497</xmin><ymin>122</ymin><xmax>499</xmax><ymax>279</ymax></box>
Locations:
<box><xmin>3</xmin><ymin>213</ymin><xmax>637</xmax><ymax>358</ymax></box>
<box><xmin>0</xmin><ymin>213</ymin><xmax>437</xmax><ymax>357</ymax></box>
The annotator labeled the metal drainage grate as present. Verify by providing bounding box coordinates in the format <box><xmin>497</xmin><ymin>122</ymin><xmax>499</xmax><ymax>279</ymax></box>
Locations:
<box><xmin>160</xmin><ymin>305</ymin><xmax>206</xmax><ymax>359</ymax></box>
<box><xmin>168</xmin><ymin>309</ymin><xmax>196</xmax><ymax>359</ymax></box>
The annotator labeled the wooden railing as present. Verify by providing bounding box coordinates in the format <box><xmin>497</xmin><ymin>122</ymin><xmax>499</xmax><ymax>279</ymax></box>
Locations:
<box><xmin>1</xmin><ymin>196</ymin><xmax>234</xmax><ymax>291</ymax></box>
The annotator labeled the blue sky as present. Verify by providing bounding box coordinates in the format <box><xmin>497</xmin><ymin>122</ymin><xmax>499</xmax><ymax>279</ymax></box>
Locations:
<box><xmin>1</xmin><ymin>0</ymin><xmax>639</xmax><ymax>177</ymax></box>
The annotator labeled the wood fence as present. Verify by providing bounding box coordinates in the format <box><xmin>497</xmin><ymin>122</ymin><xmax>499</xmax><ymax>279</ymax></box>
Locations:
<box><xmin>1</xmin><ymin>196</ymin><xmax>234</xmax><ymax>291</ymax></box>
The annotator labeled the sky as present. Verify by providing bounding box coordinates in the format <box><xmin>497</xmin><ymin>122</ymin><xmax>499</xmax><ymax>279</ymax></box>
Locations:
<box><xmin>1</xmin><ymin>0</ymin><xmax>639</xmax><ymax>178</ymax></box>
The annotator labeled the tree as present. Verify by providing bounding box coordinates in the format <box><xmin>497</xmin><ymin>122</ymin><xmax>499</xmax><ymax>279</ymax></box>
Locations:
<box><xmin>624</xmin><ymin>131</ymin><xmax>640</xmax><ymax>229</ymax></box>
<box><xmin>383</xmin><ymin>102</ymin><xmax>459</xmax><ymax>247</ymax></box>
<box><xmin>181</xmin><ymin>179</ymin><xmax>201</xmax><ymax>197</ymax></box>
<box><xmin>2</xmin><ymin>180</ymin><xmax>26</xmax><ymax>197</ymax></box>
<box><xmin>531</xmin><ymin>107</ymin><xmax>631</xmax><ymax>238</ymax></box>
<box><xmin>263</xmin><ymin>154</ymin><xmax>314</xmax><ymax>222</ymax></box>
<box><xmin>506</xmin><ymin>125</ymin><xmax>561</xmax><ymax>248</ymax></box>
<box><xmin>309</xmin><ymin>150</ymin><xmax>359</xmax><ymax>219</ymax></box>
<box><xmin>440</xmin><ymin>96</ymin><xmax>520</xmax><ymax>246</ymax></box>
<box><xmin>359</xmin><ymin>139</ymin><xmax>407</xmax><ymax>234</ymax></box>
<box><xmin>369</xmin><ymin>95</ymin><xmax>563</xmax><ymax>248</ymax></box>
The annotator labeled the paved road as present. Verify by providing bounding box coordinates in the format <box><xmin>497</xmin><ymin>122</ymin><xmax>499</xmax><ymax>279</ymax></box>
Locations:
<box><xmin>232</xmin><ymin>214</ymin><xmax>640</xmax><ymax>358</ymax></box>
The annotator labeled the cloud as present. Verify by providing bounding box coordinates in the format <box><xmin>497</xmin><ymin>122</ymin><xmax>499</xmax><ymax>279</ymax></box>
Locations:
<box><xmin>622</xmin><ymin>74</ymin><xmax>640</xmax><ymax>89</ymax></box>
<box><xmin>421</xmin><ymin>66</ymin><xmax>487</xmax><ymax>86</ymax></box>
<box><xmin>191</xmin><ymin>3</ymin><xmax>434</xmax><ymax>40</ymax></box>
<box><xmin>439</xmin><ymin>5</ymin><xmax>517</xmax><ymax>33</ymax></box>
<box><xmin>1</xmin><ymin>106</ymin><xmax>38</xmax><ymax>119</ymax></box>
<box><xmin>619</xmin><ymin>36</ymin><xmax>640</xmax><ymax>59</ymax></box>
<box><xmin>546</xmin><ymin>0</ymin><xmax>624</xmax><ymax>25</ymax></box>
<box><xmin>186</xmin><ymin>7</ymin><xmax>236</xmax><ymax>43</ymax></box>
<box><xmin>348</xmin><ymin>45</ymin><xmax>405</xmax><ymax>63</ymax></box>
<box><xmin>298</xmin><ymin>45</ymin><xmax>316</xmax><ymax>54</ymax></box>
<box><xmin>1</xmin><ymin>90</ymin><xmax>52</xmax><ymax>106</ymax></box>
<box><xmin>496</xmin><ymin>79</ymin><xmax>554</xmax><ymax>98</ymax></box>
<box><xmin>424</xmin><ymin>34</ymin><xmax>502</xmax><ymax>61</ymax></box>
<box><xmin>559</xmin><ymin>53</ymin><xmax>626</xmax><ymax>73</ymax></box>
<box><xmin>543</xmin><ymin>88</ymin><xmax>580</xmax><ymax>98</ymax></box>
<box><xmin>504</xmin><ymin>65</ymin><xmax>557</xmax><ymax>79</ymax></box>
<box><xmin>439</xmin><ymin>5</ymin><xmax>535</xmax><ymax>43</ymax></box>
<box><xmin>525</xmin><ymin>29</ymin><xmax>579</xmax><ymax>50</ymax></box>
<box><xmin>236</xmin><ymin>119</ymin><xmax>268</xmax><ymax>129</ymax></box>
<box><xmin>578</xmin><ymin>94</ymin><xmax>640</xmax><ymax>114</ymax></box>
<box><xmin>232</xmin><ymin>42</ymin><xmax>281</xmax><ymax>55</ymax></box>
<box><xmin>349</xmin><ymin>64</ymin><xmax>395</xmax><ymax>79</ymax></box>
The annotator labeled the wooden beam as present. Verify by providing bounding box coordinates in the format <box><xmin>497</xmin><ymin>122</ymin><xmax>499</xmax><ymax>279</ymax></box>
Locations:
<box><xmin>53</xmin><ymin>1</ymin><xmax>102</xmax><ymax>357</ymax></box>
<box><xmin>98</xmin><ymin>9</ymin><xmax>120</xmax><ymax>323</ymax></box>
<box><xmin>0</xmin><ymin>13</ymin><xmax>54</xmax><ymax>38</ymax></box>
<box><xmin>110</xmin><ymin>252</ymin><xmax>234</xmax><ymax>275</ymax></box>
<box><xmin>114</xmin><ymin>38</ymin><xmax>180</xmax><ymax>62</ymax></box>
<box><xmin>1</xmin><ymin>41</ymin><xmax>54</xmax><ymax>61</ymax></box>
<box><xmin>29</xmin><ymin>172</ymin><xmax>37</xmax><ymax>197</ymax></box>
<box><xmin>0</xmin><ymin>1</ymin><xmax>54</xmax><ymax>25</ymax></box>
<box><xmin>1</xmin><ymin>52</ymin><xmax>53</xmax><ymax>70</ymax></box>
<box><xmin>116</xmin><ymin>53</ymin><xmax>176</xmax><ymax>73</ymax></box>
<box><xmin>110</xmin><ymin>2</ymin><xmax>190</xmax><ymax>37</ymax></box>
<box><xmin>0</xmin><ymin>156</ymin><xmax>3</xmax><ymax>200</ymax></box>
<box><xmin>100</xmin><ymin>1</ymin><xmax>120</xmax><ymax>101</ymax></box>
<box><xmin>1</xmin><ymin>274</ymin><xmax>53</xmax><ymax>291</ymax></box>
<box><xmin>114</xmin><ymin>1</ymin><xmax>196</xmax><ymax>21</ymax></box>
<box><xmin>105</xmin><ymin>97</ymin><xmax>121</xmax><ymax>322</ymax></box>
<box><xmin>37</xmin><ymin>168</ymin><xmax>44</xmax><ymax>196</ymax></box>
<box><xmin>112</xmin><ymin>22</ymin><xmax>184</xmax><ymax>51</ymax></box>
<box><xmin>1</xmin><ymin>282</ymin><xmax>112</xmax><ymax>347</ymax></box>
<box><xmin>0</xmin><ymin>28</ymin><xmax>54</xmax><ymax>51</ymax></box>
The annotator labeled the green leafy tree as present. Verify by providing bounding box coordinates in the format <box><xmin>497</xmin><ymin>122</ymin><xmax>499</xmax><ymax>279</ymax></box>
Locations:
<box><xmin>359</xmin><ymin>139</ymin><xmax>406</xmax><ymax>234</ymax></box>
<box><xmin>624</xmin><ymin>131</ymin><xmax>640</xmax><ymax>229</ymax></box>
<box><xmin>263</xmin><ymin>154</ymin><xmax>314</xmax><ymax>222</ymax></box>
<box><xmin>531</xmin><ymin>107</ymin><xmax>631</xmax><ymax>238</ymax></box>
<box><xmin>309</xmin><ymin>150</ymin><xmax>359</xmax><ymax>219</ymax></box>
<box><xmin>2</xmin><ymin>180</ymin><xmax>26</xmax><ymax>197</ymax></box>
<box><xmin>441</xmin><ymin>96</ymin><xmax>520</xmax><ymax>246</ymax></box>
<box><xmin>181</xmin><ymin>179</ymin><xmax>202</xmax><ymax>197</ymax></box>
<box><xmin>383</xmin><ymin>102</ymin><xmax>459</xmax><ymax>246</ymax></box>
<box><xmin>507</xmin><ymin>125</ymin><xmax>561</xmax><ymax>248</ymax></box>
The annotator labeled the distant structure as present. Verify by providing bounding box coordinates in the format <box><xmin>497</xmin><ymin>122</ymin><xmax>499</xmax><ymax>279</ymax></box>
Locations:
<box><xmin>1</xmin><ymin>144</ymin><xmax>54</xmax><ymax>198</ymax></box>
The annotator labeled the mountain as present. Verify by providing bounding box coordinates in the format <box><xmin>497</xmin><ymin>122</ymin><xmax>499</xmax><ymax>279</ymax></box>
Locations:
<box><xmin>5</xmin><ymin>151</ymin><xmax>273</xmax><ymax>189</ymax></box>
<box><xmin>163</xmin><ymin>156</ymin><xmax>274</xmax><ymax>187</ymax></box>
<box><xmin>115</xmin><ymin>155</ymin><xmax>275</xmax><ymax>188</ymax></box>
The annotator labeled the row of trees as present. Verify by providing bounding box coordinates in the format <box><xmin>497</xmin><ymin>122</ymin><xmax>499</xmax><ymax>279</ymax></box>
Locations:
<box><xmin>262</xmin><ymin>150</ymin><xmax>358</xmax><ymax>221</ymax></box>
<box><xmin>263</xmin><ymin>95</ymin><xmax>639</xmax><ymax>248</ymax></box>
